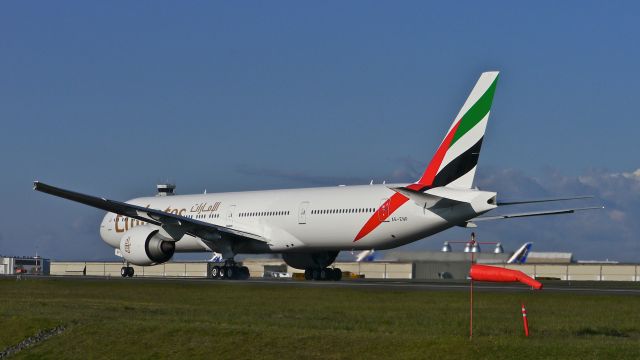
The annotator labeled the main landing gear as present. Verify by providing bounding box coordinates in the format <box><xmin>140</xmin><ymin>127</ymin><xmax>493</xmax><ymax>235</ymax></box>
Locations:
<box><xmin>304</xmin><ymin>268</ymin><xmax>342</xmax><ymax>281</ymax></box>
<box><xmin>120</xmin><ymin>266</ymin><xmax>134</xmax><ymax>278</ymax></box>
<box><xmin>210</xmin><ymin>262</ymin><xmax>250</xmax><ymax>280</ymax></box>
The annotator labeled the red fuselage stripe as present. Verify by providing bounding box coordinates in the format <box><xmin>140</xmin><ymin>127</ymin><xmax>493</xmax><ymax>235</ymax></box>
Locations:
<box><xmin>353</xmin><ymin>193</ymin><xmax>409</xmax><ymax>242</ymax></box>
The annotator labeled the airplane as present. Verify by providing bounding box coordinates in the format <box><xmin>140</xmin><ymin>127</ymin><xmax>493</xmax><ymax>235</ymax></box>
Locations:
<box><xmin>354</xmin><ymin>250</ymin><xmax>377</xmax><ymax>262</ymax></box>
<box><xmin>207</xmin><ymin>252</ymin><xmax>224</xmax><ymax>263</ymax></box>
<box><xmin>507</xmin><ymin>242</ymin><xmax>533</xmax><ymax>264</ymax></box>
<box><xmin>34</xmin><ymin>71</ymin><xmax>601</xmax><ymax>281</ymax></box>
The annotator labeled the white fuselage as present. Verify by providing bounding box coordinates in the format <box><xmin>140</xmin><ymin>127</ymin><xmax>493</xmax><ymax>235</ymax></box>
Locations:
<box><xmin>100</xmin><ymin>184</ymin><xmax>496</xmax><ymax>254</ymax></box>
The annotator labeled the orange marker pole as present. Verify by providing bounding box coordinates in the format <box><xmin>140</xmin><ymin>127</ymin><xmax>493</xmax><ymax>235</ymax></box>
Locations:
<box><xmin>521</xmin><ymin>303</ymin><xmax>530</xmax><ymax>337</ymax></box>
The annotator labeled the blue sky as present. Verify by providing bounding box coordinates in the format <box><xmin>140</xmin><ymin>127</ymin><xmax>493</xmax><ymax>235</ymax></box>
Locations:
<box><xmin>0</xmin><ymin>2</ymin><xmax>638</xmax><ymax>261</ymax></box>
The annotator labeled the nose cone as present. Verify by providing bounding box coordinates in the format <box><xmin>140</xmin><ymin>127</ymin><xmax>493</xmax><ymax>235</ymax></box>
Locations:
<box><xmin>100</xmin><ymin>213</ymin><xmax>120</xmax><ymax>248</ymax></box>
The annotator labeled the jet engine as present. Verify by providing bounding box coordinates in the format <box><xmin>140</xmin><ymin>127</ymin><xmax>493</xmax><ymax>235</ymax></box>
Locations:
<box><xmin>119</xmin><ymin>225</ymin><xmax>176</xmax><ymax>266</ymax></box>
<box><xmin>282</xmin><ymin>251</ymin><xmax>339</xmax><ymax>270</ymax></box>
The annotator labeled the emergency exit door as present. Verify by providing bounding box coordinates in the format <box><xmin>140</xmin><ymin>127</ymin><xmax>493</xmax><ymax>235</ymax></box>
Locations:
<box><xmin>298</xmin><ymin>202</ymin><xmax>310</xmax><ymax>224</ymax></box>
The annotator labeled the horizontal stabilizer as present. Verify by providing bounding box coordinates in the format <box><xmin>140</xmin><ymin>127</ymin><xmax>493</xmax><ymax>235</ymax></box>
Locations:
<box><xmin>497</xmin><ymin>195</ymin><xmax>593</xmax><ymax>206</ymax></box>
<box><xmin>389</xmin><ymin>186</ymin><xmax>477</xmax><ymax>208</ymax></box>
<box><xmin>471</xmin><ymin>206</ymin><xmax>603</xmax><ymax>222</ymax></box>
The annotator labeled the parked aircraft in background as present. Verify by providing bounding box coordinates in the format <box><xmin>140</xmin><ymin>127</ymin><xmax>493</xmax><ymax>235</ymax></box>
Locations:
<box><xmin>507</xmin><ymin>243</ymin><xmax>533</xmax><ymax>264</ymax></box>
<box><xmin>35</xmin><ymin>71</ymin><xmax>600</xmax><ymax>281</ymax></box>
<box><xmin>207</xmin><ymin>252</ymin><xmax>224</xmax><ymax>263</ymax></box>
<box><xmin>354</xmin><ymin>250</ymin><xmax>377</xmax><ymax>262</ymax></box>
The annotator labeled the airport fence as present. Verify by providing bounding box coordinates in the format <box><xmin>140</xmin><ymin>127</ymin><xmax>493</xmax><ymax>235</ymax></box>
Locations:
<box><xmin>505</xmin><ymin>264</ymin><xmax>640</xmax><ymax>281</ymax></box>
<box><xmin>48</xmin><ymin>261</ymin><xmax>640</xmax><ymax>281</ymax></box>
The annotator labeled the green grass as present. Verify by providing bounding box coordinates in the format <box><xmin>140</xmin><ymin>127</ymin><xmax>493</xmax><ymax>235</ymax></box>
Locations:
<box><xmin>0</xmin><ymin>277</ymin><xmax>638</xmax><ymax>359</ymax></box>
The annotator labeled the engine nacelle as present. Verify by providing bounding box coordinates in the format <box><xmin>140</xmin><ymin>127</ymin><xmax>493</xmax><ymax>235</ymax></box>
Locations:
<box><xmin>282</xmin><ymin>251</ymin><xmax>339</xmax><ymax>270</ymax></box>
<box><xmin>119</xmin><ymin>225</ymin><xmax>176</xmax><ymax>266</ymax></box>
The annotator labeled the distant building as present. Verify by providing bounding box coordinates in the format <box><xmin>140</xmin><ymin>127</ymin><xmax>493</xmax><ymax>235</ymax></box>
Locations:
<box><xmin>384</xmin><ymin>251</ymin><xmax>510</xmax><ymax>264</ymax></box>
<box><xmin>525</xmin><ymin>252</ymin><xmax>573</xmax><ymax>264</ymax></box>
<box><xmin>0</xmin><ymin>256</ymin><xmax>50</xmax><ymax>275</ymax></box>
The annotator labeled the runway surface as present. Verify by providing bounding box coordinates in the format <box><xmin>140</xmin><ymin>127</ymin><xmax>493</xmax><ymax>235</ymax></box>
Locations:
<box><xmin>209</xmin><ymin>277</ymin><xmax>640</xmax><ymax>295</ymax></box>
<box><xmin>10</xmin><ymin>275</ymin><xmax>640</xmax><ymax>295</ymax></box>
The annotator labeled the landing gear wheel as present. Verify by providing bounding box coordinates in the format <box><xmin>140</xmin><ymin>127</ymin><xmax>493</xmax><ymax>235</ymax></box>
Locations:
<box><xmin>211</xmin><ymin>266</ymin><xmax>221</xmax><ymax>279</ymax></box>
<box><xmin>240</xmin><ymin>266</ymin><xmax>250</xmax><ymax>280</ymax></box>
<box><xmin>312</xmin><ymin>269</ymin><xmax>321</xmax><ymax>281</ymax></box>
<box><xmin>225</xmin><ymin>266</ymin><xmax>235</xmax><ymax>279</ymax></box>
<box><xmin>328</xmin><ymin>268</ymin><xmax>337</xmax><ymax>280</ymax></box>
<box><xmin>121</xmin><ymin>267</ymin><xmax>134</xmax><ymax>277</ymax></box>
<box><xmin>333</xmin><ymin>268</ymin><xmax>342</xmax><ymax>281</ymax></box>
<box><xmin>218</xmin><ymin>266</ymin><xmax>227</xmax><ymax>279</ymax></box>
<box><xmin>320</xmin><ymin>268</ymin><xmax>330</xmax><ymax>281</ymax></box>
<box><xmin>304</xmin><ymin>269</ymin><xmax>313</xmax><ymax>280</ymax></box>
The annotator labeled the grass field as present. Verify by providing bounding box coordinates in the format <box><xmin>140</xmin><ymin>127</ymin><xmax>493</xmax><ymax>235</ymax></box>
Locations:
<box><xmin>0</xmin><ymin>277</ymin><xmax>638</xmax><ymax>359</ymax></box>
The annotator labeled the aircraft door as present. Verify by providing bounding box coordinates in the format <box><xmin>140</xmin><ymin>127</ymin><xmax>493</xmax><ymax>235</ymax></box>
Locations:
<box><xmin>298</xmin><ymin>201</ymin><xmax>310</xmax><ymax>224</ymax></box>
<box><xmin>378</xmin><ymin>198</ymin><xmax>390</xmax><ymax>222</ymax></box>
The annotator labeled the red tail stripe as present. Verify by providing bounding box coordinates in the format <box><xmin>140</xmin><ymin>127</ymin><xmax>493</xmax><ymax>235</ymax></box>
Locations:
<box><xmin>416</xmin><ymin>119</ymin><xmax>461</xmax><ymax>185</ymax></box>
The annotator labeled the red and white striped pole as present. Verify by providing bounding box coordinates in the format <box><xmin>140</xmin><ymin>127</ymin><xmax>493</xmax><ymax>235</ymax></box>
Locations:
<box><xmin>521</xmin><ymin>303</ymin><xmax>530</xmax><ymax>337</ymax></box>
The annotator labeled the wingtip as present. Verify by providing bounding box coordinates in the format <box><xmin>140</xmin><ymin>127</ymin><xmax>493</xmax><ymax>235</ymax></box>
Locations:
<box><xmin>33</xmin><ymin>181</ymin><xmax>40</xmax><ymax>191</ymax></box>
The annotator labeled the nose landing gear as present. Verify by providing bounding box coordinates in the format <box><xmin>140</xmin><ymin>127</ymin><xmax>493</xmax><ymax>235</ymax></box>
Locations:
<box><xmin>120</xmin><ymin>266</ymin><xmax>134</xmax><ymax>278</ymax></box>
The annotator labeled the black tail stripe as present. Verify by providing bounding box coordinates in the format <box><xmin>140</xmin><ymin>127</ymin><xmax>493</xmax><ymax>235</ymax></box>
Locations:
<box><xmin>431</xmin><ymin>137</ymin><xmax>484</xmax><ymax>187</ymax></box>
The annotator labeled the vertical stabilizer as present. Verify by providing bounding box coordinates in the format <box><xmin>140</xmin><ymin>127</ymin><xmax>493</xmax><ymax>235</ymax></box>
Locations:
<box><xmin>410</xmin><ymin>71</ymin><xmax>499</xmax><ymax>191</ymax></box>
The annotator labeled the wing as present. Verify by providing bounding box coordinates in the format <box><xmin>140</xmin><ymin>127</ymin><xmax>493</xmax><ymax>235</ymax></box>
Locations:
<box><xmin>33</xmin><ymin>181</ymin><xmax>265</xmax><ymax>243</ymax></box>
<box><xmin>470</xmin><ymin>206</ymin><xmax>603</xmax><ymax>222</ymax></box>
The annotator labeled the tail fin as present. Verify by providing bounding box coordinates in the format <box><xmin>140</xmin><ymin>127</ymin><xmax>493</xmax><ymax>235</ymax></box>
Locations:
<box><xmin>507</xmin><ymin>242</ymin><xmax>533</xmax><ymax>264</ymax></box>
<box><xmin>410</xmin><ymin>71</ymin><xmax>499</xmax><ymax>191</ymax></box>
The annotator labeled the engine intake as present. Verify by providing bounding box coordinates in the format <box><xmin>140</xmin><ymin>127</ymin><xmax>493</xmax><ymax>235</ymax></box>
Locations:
<box><xmin>119</xmin><ymin>225</ymin><xmax>175</xmax><ymax>266</ymax></box>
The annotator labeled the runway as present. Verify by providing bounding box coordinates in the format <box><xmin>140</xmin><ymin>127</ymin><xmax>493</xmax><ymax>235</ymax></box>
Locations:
<box><xmin>12</xmin><ymin>275</ymin><xmax>640</xmax><ymax>295</ymax></box>
<box><xmin>221</xmin><ymin>278</ymin><xmax>640</xmax><ymax>295</ymax></box>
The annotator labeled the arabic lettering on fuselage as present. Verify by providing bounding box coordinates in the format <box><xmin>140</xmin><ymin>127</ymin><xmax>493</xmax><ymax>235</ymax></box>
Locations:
<box><xmin>190</xmin><ymin>201</ymin><xmax>221</xmax><ymax>214</ymax></box>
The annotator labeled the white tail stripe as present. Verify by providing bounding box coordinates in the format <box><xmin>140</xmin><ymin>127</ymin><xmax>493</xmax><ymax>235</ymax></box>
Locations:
<box><xmin>438</xmin><ymin>113</ymin><xmax>489</xmax><ymax>173</ymax></box>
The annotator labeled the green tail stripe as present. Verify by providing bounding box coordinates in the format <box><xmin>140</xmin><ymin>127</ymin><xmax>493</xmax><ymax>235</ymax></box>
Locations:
<box><xmin>451</xmin><ymin>76</ymin><xmax>499</xmax><ymax>146</ymax></box>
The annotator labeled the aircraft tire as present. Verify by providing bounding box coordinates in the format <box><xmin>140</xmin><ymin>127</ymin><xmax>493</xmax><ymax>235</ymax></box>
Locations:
<box><xmin>225</xmin><ymin>266</ymin><xmax>235</xmax><ymax>279</ymax></box>
<box><xmin>319</xmin><ymin>269</ymin><xmax>327</xmax><ymax>280</ymax></box>
<box><xmin>127</xmin><ymin>267</ymin><xmax>134</xmax><ymax>277</ymax></box>
<box><xmin>240</xmin><ymin>266</ymin><xmax>250</xmax><ymax>280</ymax></box>
<box><xmin>312</xmin><ymin>269</ymin><xmax>321</xmax><ymax>280</ymax></box>
<box><xmin>333</xmin><ymin>268</ymin><xmax>342</xmax><ymax>281</ymax></box>
<box><xmin>324</xmin><ymin>268</ymin><xmax>336</xmax><ymax>281</ymax></box>
<box><xmin>304</xmin><ymin>269</ymin><xmax>313</xmax><ymax>280</ymax></box>
<box><xmin>218</xmin><ymin>266</ymin><xmax>227</xmax><ymax>279</ymax></box>
<box><xmin>120</xmin><ymin>267</ymin><xmax>127</xmax><ymax>278</ymax></box>
<box><xmin>211</xmin><ymin>266</ymin><xmax>220</xmax><ymax>279</ymax></box>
